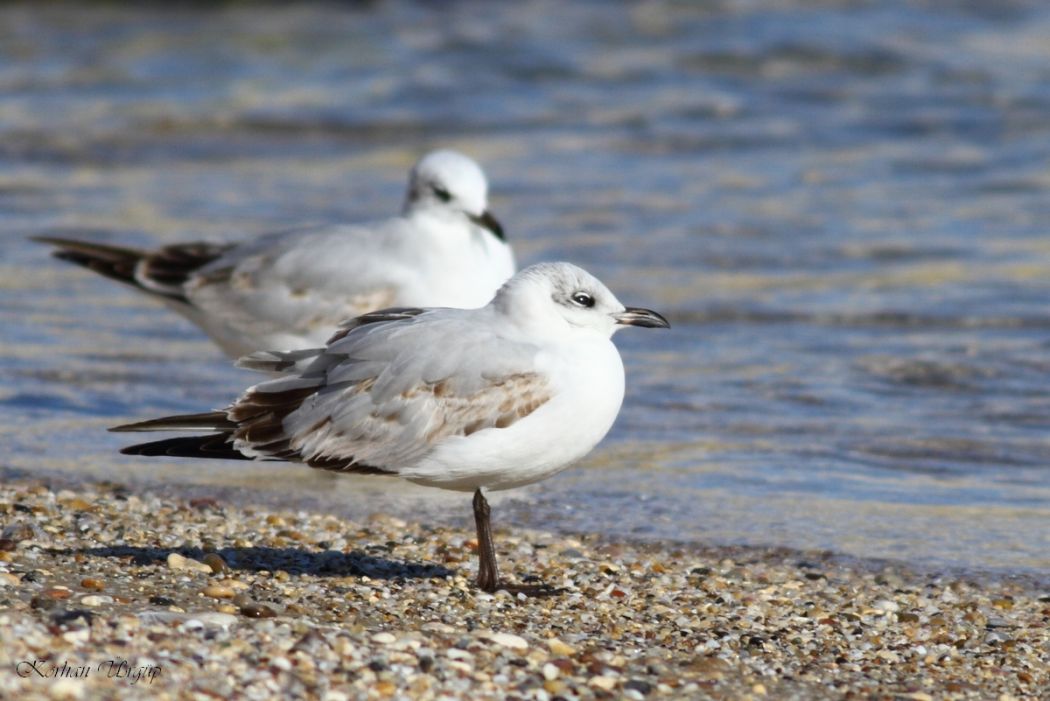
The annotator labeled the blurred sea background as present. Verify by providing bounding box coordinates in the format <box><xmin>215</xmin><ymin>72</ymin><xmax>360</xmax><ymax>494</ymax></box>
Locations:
<box><xmin>1</xmin><ymin>1</ymin><xmax>1048</xmax><ymax>574</ymax></box>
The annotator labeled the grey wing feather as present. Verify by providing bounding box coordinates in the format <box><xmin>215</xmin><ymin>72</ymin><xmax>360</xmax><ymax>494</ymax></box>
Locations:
<box><xmin>233</xmin><ymin>309</ymin><xmax>551</xmax><ymax>472</ymax></box>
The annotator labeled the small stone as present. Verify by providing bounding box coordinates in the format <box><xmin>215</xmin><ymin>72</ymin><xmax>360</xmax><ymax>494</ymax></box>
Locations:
<box><xmin>49</xmin><ymin>677</ymin><xmax>86</xmax><ymax>700</ymax></box>
<box><xmin>80</xmin><ymin>578</ymin><xmax>105</xmax><ymax>591</ymax></box>
<box><xmin>80</xmin><ymin>595</ymin><xmax>113</xmax><ymax>607</ymax></box>
<box><xmin>372</xmin><ymin>632</ymin><xmax>397</xmax><ymax>644</ymax></box>
<box><xmin>898</xmin><ymin>612</ymin><xmax>920</xmax><ymax>623</ymax></box>
<box><xmin>589</xmin><ymin>675</ymin><xmax>617</xmax><ymax>691</ymax></box>
<box><xmin>542</xmin><ymin>663</ymin><xmax>560</xmax><ymax>681</ymax></box>
<box><xmin>240</xmin><ymin>603</ymin><xmax>277</xmax><ymax>618</ymax></box>
<box><xmin>202</xmin><ymin>553</ymin><xmax>229</xmax><ymax>574</ymax></box>
<box><xmin>624</xmin><ymin>679</ymin><xmax>652</xmax><ymax>695</ymax></box>
<box><xmin>148</xmin><ymin>595</ymin><xmax>176</xmax><ymax>606</ymax></box>
<box><xmin>543</xmin><ymin>680</ymin><xmax>565</xmax><ymax>695</ymax></box>
<box><xmin>873</xmin><ymin>599</ymin><xmax>899</xmax><ymax>613</ymax></box>
<box><xmin>752</xmin><ymin>683</ymin><xmax>768</xmax><ymax>696</ymax></box>
<box><xmin>323</xmin><ymin>692</ymin><xmax>350</xmax><ymax>701</ymax></box>
<box><xmin>547</xmin><ymin>638</ymin><xmax>575</xmax><ymax>656</ymax></box>
<box><xmin>166</xmin><ymin>553</ymin><xmax>211</xmax><ymax>573</ymax></box>
<box><xmin>43</xmin><ymin>587</ymin><xmax>72</xmax><ymax>600</ymax></box>
<box><xmin>487</xmin><ymin>632</ymin><xmax>528</xmax><ymax>650</ymax></box>
<box><xmin>202</xmin><ymin>584</ymin><xmax>235</xmax><ymax>599</ymax></box>
<box><xmin>375</xmin><ymin>680</ymin><xmax>396</xmax><ymax>696</ymax></box>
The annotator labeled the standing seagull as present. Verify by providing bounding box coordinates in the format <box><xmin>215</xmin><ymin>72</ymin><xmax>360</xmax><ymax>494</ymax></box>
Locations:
<box><xmin>35</xmin><ymin>150</ymin><xmax>515</xmax><ymax>358</ymax></box>
<box><xmin>111</xmin><ymin>262</ymin><xmax>669</xmax><ymax>593</ymax></box>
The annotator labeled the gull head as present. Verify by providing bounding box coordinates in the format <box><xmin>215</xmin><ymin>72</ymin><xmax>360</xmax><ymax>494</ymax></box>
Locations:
<box><xmin>405</xmin><ymin>150</ymin><xmax>505</xmax><ymax>240</ymax></box>
<box><xmin>493</xmin><ymin>262</ymin><xmax>669</xmax><ymax>340</ymax></box>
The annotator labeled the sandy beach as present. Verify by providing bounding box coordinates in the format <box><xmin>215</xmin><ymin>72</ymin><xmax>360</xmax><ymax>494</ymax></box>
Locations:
<box><xmin>0</xmin><ymin>478</ymin><xmax>1045</xmax><ymax>700</ymax></box>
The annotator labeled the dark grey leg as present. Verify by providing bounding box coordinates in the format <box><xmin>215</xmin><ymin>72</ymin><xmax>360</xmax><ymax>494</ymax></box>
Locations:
<box><xmin>471</xmin><ymin>488</ymin><xmax>563</xmax><ymax>597</ymax></box>
<box><xmin>473</xmin><ymin>488</ymin><xmax>499</xmax><ymax>592</ymax></box>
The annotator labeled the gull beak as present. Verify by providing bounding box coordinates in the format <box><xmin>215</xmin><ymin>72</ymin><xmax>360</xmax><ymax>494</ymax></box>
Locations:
<box><xmin>469</xmin><ymin>210</ymin><xmax>506</xmax><ymax>241</ymax></box>
<box><xmin>614</xmin><ymin>307</ymin><xmax>670</xmax><ymax>329</ymax></box>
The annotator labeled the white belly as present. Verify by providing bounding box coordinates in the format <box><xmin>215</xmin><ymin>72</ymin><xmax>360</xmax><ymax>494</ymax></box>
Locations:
<box><xmin>401</xmin><ymin>338</ymin><xmax>626</xmax><ymax>491</ymax></box>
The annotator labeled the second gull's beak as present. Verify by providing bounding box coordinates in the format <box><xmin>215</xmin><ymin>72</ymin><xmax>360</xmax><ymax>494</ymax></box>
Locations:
<box><xmin>469</xmin><ymin>210</ymin><xmax>506</xmax><ymax>241</ymax></box>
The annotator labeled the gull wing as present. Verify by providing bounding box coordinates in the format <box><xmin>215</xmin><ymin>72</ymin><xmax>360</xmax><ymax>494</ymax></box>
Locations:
<box><xmin>182</xmin><ymin>221</ymin><xmax>420</xmax><ymax>351</ymax></box>
<box><xmin>117</xmin><ymin>308</ymin><xmax>552</xmax><ymax>474</ymax></box>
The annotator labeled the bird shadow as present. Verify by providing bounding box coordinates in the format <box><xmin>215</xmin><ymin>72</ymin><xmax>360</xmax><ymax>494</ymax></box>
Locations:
<box><xmin>70</xmin><ymin>545</ymin><xmax>454</xmax><ymax>581</ymax></box>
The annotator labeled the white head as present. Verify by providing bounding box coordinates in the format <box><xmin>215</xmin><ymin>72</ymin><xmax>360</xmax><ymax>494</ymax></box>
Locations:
<box><xmin>493</xmin><ymin>262</ymin><xmax>669</xmax><ymax>340</ymax></box>
<box><xmin>404</xmin><ymin>150</ymin><xmax>505</xmax><ymax>241</ymax></box>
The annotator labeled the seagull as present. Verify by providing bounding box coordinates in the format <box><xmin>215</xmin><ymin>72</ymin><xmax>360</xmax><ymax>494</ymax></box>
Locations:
<box><xmin>34</xmin><ymin>150</ymin><xmax>516</xmax><ymax>358</ymax></box>
<box><xmin>111</xmin><ymin>262</ymin><xmax>669</xmax><ymax>594</ymax></box>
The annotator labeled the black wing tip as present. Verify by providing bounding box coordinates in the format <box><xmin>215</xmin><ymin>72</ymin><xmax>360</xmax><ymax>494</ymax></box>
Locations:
<box><xmin>109</xmin><ymin>411</ymin><xmax>235</xmax><ymax>433</ymax></box>
<box><xmin>119</xmin><ymin>433</ymin><xmax>249</xmax><ymax>460</ymax></box>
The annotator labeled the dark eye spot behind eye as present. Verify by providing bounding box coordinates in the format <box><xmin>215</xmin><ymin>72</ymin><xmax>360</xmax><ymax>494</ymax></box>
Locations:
<box><xmin>431</xmin><ymin>185</ymin><xmax>452</xmax><ymax>203</ymax></box>
<box><xmin>572</xmin><ymin>292</ymin><xmax>595</xmax><ymax>308</ymax></box>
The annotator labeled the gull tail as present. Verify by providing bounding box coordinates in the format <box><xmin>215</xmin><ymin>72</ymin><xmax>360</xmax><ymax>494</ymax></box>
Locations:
<box><xmin>33</xmin><ymin>235</ymin><xmax>230</xmax><ymax>302</ymax></box>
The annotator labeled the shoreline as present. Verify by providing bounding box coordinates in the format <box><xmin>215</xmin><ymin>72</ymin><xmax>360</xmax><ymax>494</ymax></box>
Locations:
<box><xmin>0</xmin><ymin>478</ymin><xmax>1046</xmax><ymax>699</ymax></box>
<box><xmin>4</xmin><ymin>464</ymin><xmax>1047</xmax><ymax>583</ymax></box>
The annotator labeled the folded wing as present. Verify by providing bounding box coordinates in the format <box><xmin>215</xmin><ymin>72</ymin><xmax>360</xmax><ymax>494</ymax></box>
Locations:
<box><xmin>114</xmin><ymin>308</ymin><xmax>552</xmax><ymax>475</ymax></box>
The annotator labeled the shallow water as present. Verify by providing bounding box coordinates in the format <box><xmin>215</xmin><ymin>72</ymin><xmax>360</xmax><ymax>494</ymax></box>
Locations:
<box><xmin>1</xmin><ymin>1</ymin><xmax>1048</xmax><ymax>573</ymax></box>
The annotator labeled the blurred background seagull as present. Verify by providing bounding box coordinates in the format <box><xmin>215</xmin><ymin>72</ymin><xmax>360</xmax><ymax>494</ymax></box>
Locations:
<box><xmin>35</xmin><ymin>150</ymin><xmax>515</xmax><ymax>357</ymax></box>
<box><xmin>111</xmin><ymin>262</ymin><xmax>669</xmax><ymax>594</ymax></box>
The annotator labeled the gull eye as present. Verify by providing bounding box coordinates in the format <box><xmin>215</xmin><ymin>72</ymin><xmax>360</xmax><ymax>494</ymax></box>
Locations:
<box><xmin>431</xmin><ymin>185</ymin><xmax>452</xmax><ymax>203</ymax></box>
<box><xmin>571</xmin><ymin>291</ymin><xmax>595</xmax><ymax>308</ymax></box>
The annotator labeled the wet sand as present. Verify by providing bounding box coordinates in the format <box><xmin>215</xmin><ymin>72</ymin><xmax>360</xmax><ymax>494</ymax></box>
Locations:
<box><xmin>0</xmin><ymin>479</ymin><xmax>1045</xmax><ymax>700</ymax></box>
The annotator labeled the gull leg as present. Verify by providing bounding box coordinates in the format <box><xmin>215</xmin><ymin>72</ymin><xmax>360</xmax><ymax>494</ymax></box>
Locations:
<box><xmin>471</xmin><ymin>488</ymin><xmax>563</xmax><ymax>597</ymax></box>
<box><xmin>473</xmin><ymin>488</ymin><xmax>500</xmax><ymax>592</ymax></box>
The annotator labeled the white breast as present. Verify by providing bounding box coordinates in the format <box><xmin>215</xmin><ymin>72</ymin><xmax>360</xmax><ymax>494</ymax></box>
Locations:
<box><xmin>401</xmin><ymin>337</ymin><xmax>625</xmax><ymax>492</ymax></box>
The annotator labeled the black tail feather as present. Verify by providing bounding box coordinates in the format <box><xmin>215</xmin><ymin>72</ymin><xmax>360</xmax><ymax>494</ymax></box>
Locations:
<box><xmin>33</xmin><ymin>235</ymin><xmax>230</xmax><ymax>303</ymax></box>
<box><xmin>119</xmin><ymin>433</ymin><xmax>250</xmax><ymax>460</ymax></box>
<box><xmin>33</xmin><ymin>235</ymin><xmax>144</xmax><ymax>287</ymax></box>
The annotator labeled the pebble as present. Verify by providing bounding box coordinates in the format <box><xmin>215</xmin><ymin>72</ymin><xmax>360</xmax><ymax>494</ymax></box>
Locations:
<box><xmin>547</xmin><ymin>638</ymin><xmax>575</xmax><ymax>656</ymax></box>
<box><xmin>589</xmin><ymin>675</ymin><xmax>617</xmax><ymax>691</ymax></box>
<box><xmin>485</xmin><ymin>632</ymin><xmax>528</xmax><ymax>650</ymax></box>
<box><xmin>80</xmin><ymin>595</ymin><xmax>113</xmax><ymax>607</ymax></box>
<box><xmin>43</xmin><ymin>587</ymin><xmax>72</xmax><ymax>600</ymax></box>
<box><xmin>166</xmin><ymin>552</ymin><xmax>212</xmax><ymax>573</ymax></box>
<box><xmin>240</xmin><ymin>603</ymin><xmax>278</xmax><ymax>618</ymax></box>
<box><xmin>79</xmin><ymin>578</ymin><xmax>105</xmax><ymax>591</ymax></box>
<box><xmin>202</xmin><ymin>584</ymin><xmax>235</xmax><ymax>599</ymax></box>
<box><xmin>49</xmin><ymin>677</ymin><xmax>85</xmax><ymax>700</ymax></box>
<box><xmin>202</xmin><ymin>553</ymin><xmax>230</xmax><ymax>574</ymax></box>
